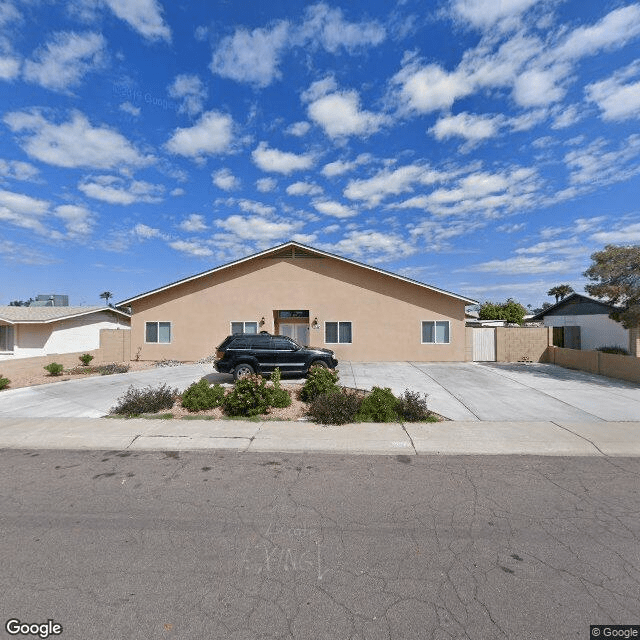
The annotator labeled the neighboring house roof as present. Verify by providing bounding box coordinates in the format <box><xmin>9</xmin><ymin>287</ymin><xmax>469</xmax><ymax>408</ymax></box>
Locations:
<box><xmin>117</xmin><ymin>241</ymin><xmax>478</xmax><ymax>306</ymax></box>
<box><xmin>529</xmin><ymin>293</ymin><xmax>618</xmax><ymax>321</ymax></box>
<box><xmin>0</xmin><ymin>305</ymin><xmax>131</xmax><ymax>325</ymax></box>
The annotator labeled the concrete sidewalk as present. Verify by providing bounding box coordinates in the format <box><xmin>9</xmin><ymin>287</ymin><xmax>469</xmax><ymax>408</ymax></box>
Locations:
<box><xmin>1</xmin><ymin>417</ymin><xmax>639</xmax><ymax>456</ymax></box>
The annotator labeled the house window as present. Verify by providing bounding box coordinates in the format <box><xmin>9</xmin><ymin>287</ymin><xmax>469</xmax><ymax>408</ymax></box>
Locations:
<box><xmin>145</xmin><ymin>321</ymin><xmax>171</xmax><ymax>343</ymax></box>
<box><xmin>0</xmin><ymin>325</ymin><xmax>14</xmax><ymax>352</ymax></box>
<box><xmin>231</xmin><ymin>321</ymin><xmax>258</xmax><ymax>334</ymax></box>
<box><xmin>422</xmin><ymin>321</ymin><xmax>450</xmax><ymax>344</ymax></box>
<box><xmin>325</xmin><ymin>321</ymin><xmax>352</xmax><ymax>344</ymax></box>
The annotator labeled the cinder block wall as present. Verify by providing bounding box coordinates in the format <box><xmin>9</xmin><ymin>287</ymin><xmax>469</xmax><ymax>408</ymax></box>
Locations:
<box><xmin>495</xmin><ymin>327</ymin><xmax>552</xmax><ymax>362</ymax></box>
<box><xmin>547</xmin><ymin>346</ymin><xmax>640</xmax><ymax>383</ymax></box>
<box><xmin>629</xmin><ymin>327</ymin><xmax>640</xmax><ymax>357</ymax></box>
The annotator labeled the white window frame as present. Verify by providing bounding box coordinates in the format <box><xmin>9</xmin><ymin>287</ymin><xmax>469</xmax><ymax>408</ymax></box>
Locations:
<box><xmin>324</xmin><ymin>321</ymin><xmax>353</xmax><ymax>344</ymax></box>
<box><xmin>230</xmin><ymin>321</ymin><xmax>259</xmax><ymax>334</ymax></box>
<box><xmin>145</xmin><ymin>321</ymin><xmax>172</xmax><ymax>344</ymax></box>
<box><xmin>421</xmin><ymin>320</ymin><xmax>450</xmax><ymax>344</ymax></box>
<box><xmin>0</xmin><ymin>325</ymin><xmax>14</xmax><ymax>352</ymax></box>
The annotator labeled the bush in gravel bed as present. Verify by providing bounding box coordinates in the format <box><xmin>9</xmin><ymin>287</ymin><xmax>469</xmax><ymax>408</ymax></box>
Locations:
<box><xmin>299</xmin><ymin>367</ymin><xmax>339</xmax><ymax>402</ymax></box>
<box><xmin>79</xmin><ymin>353</ymin><xmax>94</xmax><ymax>366</ymax></box>
<box><xmin>269</xmin><ymin>368</ymin><xmax>291</xmax><ymax>409</ymax></box>
<box><xmin>0</xmin><ymin>375</ymin><xmax>9</xmax><ymax>390</ymax></box>
<box><xmin>356</xmin><ymin>386</ymin><xmax>401</xmax><ymax>422</ymax></box>
<box><xmin>181</xmin><ymin>379</ymin><xmax>225</xmax><ymax>412</ymax></box>
<box><xmin>222</xmin><ymin>374</ymin><xmax>273</xmax><ymax>417</ymax></box>
<box><xmin>44</xmin><ymin>362</ymin><xmax>64</xmax><ymax>376</ymax></box>
<box><xmin>98</xmin><ymin>363</ymin><xmax>129</xmax><ymax>375</ymax></box>
<box><xmin>307</xmin><ymin>388</ymin><xmax>362</xmax><ymax>425</ymax></box>
<box><xmin>110</xmin><ymin>384</ymin><xmax>178</xmax><ymax>416</ymax></box>
<box><xmin>396</xmin><ymin>389</ymin><xmax>432</xmax><ymax>422</ymax></box>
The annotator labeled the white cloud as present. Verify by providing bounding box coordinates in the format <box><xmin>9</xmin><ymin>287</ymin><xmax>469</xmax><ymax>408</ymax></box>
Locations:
<box><xmin>210</xmin><ymin>22</ymin><xmax>289</xmax><ymax>88</ymax></box>
<box><xmin>430</xmin><ymin>112</ymin><xmax>502</xmax><ymax>144</ymax></box>
<box><xmin>251</xmin><ymin>142</ymin><xmax>314</xmax><ymax>174</ymax></box>
<box><xmin>512</xmin><ymin>65</ymin><xmax>568</xmax><ymax>107</ymax></box>
<box><xmin>586</xmin><ymin>61</ymin><xmax>640</xmax><ymax>122</ymax></box>
<box><xmin>178</xmin><ymin>214</ymin><xmax>207</xmax><ymax>232</ymax></box>
<box><xmin>134</xmin><ymin>223</ymin><xmax>162</xmax><ymax>239</ymax></box>
<box><xmin>236</xmin><ymin>199</ymin><xmax>276</xmax><ymax>216</ymax></box>
<box><xmin>0</xmin><ymin>159</ymin><xmax>38</xmax><ymax>181</ymax></box>
<box><xmin>170</xmin><ymin>187</ymin><xmax>185</xmax><ymax>196</ymax></box>
<box><xmin>312</xmin><ymin>200</ymin><xmax>357</xmax><ymax>218</ymax></box>
<box><xmin>168</xmin><ymin>240</ymin><xmax>213</xmax><ymax>257</ymax></box>
<box><xmin>0</xmin><ymin>55</ymin><xmax>20</xmax><ymax>80</ymax></box>
<box><xmin>321</xmin><ymin>154</ymin><xmax>371</xmax><ymax>177</ymax></box>
<box><xmin>286</xmin><ymin>121</ymin><xmax>311</xmax><ymax>136</ymax></box>
<box><xmin>119</xmin><ymin>102</ymin><xmax>141</xmax><ymax>117</ymax></box>
<box><xmin>474</xmin><ymin>256</ymin><xmax>577</xmax><ymax>274</ymax></box>
<box><xmin>78</xmin><ymin>175</ymin><xmax>164</xmax><ymax>204</ymax></box>
<box><xmin>4</xmin><ymin>110</ymin><xmax>154</xmax><ymax>169</ymax></box>
<box><xmin>256</xmin><ymin>177</ymin><xmax>277</xmax><ymax>192</ymax></box>
<box><xmin>23</xmin><ymin>31</ymin><xmax>106</xmax><ymax>92</ymax></box>
<box><xmin>103</xmin><ymin>0</ymin><xmax>171</xmax><ymax>42</ymax></box>
<box><xmin>551</xmin><ymin>104</ymin><xmax>580</xmax><ymax>129</ymax></box>
<box><xmin>410</xmin><ymin>218</ymin><xmax>485</xmax><ymax>251</ymax></box>
<box><xmin>324</xmin><ymin>230</ymin><xmax>415</xmax><ymax>262</ymax></box>
<box><xmin>591</xmin><ymin>222</ymin><xmax>640</xmax><ymax>244</ymax></box>
<box><xmin>53</xmin><ymin>204</ymin><xmax>95</xmax><ymax>238</ymax></box>
<box><xmin>452</xmin><ymin>0</ymin><xmax>541</xmax><ymax>29</ymax></box>
<box><xmin>215</xmin><ymin>214</ymin><xmax>302</xmax><ymax>242</ymax></box>
<box><xmin>165</xmin><ymin>110</ymin><xmax>234</xmax><ymax>159</ymax></box>
<box><xmin>212</xmin><ymin>168</ymin><xmax>239</xmax><ymax>191</ymax></box>
<box><xmin>168</xmin><ymin>74</ymin><xmax>207</xmax><ymax>116</ymax></box>
<box><xmin>286</xmin><ymin>181</ymin><xmax>323</xmax><ymax>196</ymax></box>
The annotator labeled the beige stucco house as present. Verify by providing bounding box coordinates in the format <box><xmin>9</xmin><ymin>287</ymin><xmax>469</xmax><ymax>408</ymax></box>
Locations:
<box><xmin>117</xmin><ymin>242</ymin><xmax>476</xmax><ymax>362</ymax></box>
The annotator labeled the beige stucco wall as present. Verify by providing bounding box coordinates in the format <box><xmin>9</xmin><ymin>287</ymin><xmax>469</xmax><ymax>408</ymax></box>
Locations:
<box><xmin>548</xmin><ymin>346</ymin><xmax>640</xmax><ymax>383</ymax></box>
<box><xmin>130</xmin><ymin>256</ymin><xmax>468</xmax><ymax>362</ymax></box>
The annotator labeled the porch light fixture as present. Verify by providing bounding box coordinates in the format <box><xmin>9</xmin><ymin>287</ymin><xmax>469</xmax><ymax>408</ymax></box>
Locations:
<box><xmin>311</xmin><ymin>317</ymin><xmax>319</xmax><ymax>329</ymax></box>
<box><xmin>259</xmin><ymin>317</ymin><xmax>266</xmax><ymax>326</ymax></box>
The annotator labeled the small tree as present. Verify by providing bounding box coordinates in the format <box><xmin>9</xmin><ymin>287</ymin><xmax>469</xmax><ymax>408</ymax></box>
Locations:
<box><xmin>547</xmin><ymin>284</ymin><xmax>574</xmax><ymax>303</ymax></box>
<box><xmin>583</xmin><ymin>244</ymin><xmax>640</xmax><ymax>329</ymax></box>
<box><xmin>478</xmin><ymin>298</ymin><xmax>527</xmax><ymax>324</ymax></box>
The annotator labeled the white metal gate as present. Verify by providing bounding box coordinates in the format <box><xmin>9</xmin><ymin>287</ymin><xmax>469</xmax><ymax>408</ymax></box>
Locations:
<box><xmin>472</xmin><ymin>328</ymin><xmax>496</xmax><ymax>361</ymax></box>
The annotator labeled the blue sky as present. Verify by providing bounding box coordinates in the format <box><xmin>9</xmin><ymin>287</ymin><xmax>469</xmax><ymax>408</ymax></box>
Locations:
<box><xmin>1</xmin><ymin>0</ymin><xmax>639</xmax><ymax>309</ymax></box>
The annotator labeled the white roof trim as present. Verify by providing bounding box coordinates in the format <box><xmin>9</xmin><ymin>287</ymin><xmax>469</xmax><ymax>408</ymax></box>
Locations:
<box><xmin>0</xmin><ymin>306</ymin><xmax>131</xmax><ymax>325</ymax></box>
<box><xmin>117</xmin><ymin>241</ymin><xmax>477</xmax><ymax>306</ymax></box>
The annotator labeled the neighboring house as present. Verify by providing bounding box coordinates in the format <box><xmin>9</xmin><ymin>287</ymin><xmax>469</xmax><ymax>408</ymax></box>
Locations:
<box><xmin>529</xmin><ymin>293</ymin><xmax>628</xmax><ymax>351</ymax></box>
<box><xmin>0</xmin><ymin>306</ymin><xmax>130</xmax><ymax>361</ymax></box>
<box><xmin>117</xmin><ymin>241</ymin><xmax>476</xmax><ymax>362</ymax></box>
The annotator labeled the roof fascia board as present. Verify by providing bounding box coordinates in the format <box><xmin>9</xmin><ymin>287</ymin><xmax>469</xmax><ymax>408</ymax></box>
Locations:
<box><xmin>0</xmin><ymin>307</ymin><xmax>130</xmax><ymax>324</ymax></box>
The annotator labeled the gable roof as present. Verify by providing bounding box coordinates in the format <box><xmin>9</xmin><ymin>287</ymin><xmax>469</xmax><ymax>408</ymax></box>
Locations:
<box><xmin>117</xmin><ymin>241</ymin><xmax>477</xmax><ymax>306</ymax></box>
<box><xmin>529</xmin><ymin>293</ymin><xmax>617</xmax><ymax>321</ymax></box>
<box><xmin>0</xmin><ymin>305</ymin><xmax>131</xmax><ymax>324</ymax></box>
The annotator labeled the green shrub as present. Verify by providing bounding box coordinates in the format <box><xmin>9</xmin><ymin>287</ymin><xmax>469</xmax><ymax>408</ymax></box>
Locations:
<box><xmin>79</xmin><ymin>353</ymin><xmax>94</xmax><ymax>366</ymax></box>
<box><xmin>98</xmin><ymin>363</ymin><xmax>129</xmax><ymax>375</ymax></box>
<box><xmin>223</xmin><ymin>374</ymin><xmax>273</xmax><ymax>417</ymax></box>
<box><xmin>596</xmin><ymin>345</ymin><xmax>630</xmax><ymax>355</ymax></box>
<box><xmin>396</xmin><ymin>389</ymin><xmax>431</xmax><ymax>422</ymax></box>
<box><xmin>269</xmin><ymin>367</ymin><xmax>291</xmax><ymax>408</ymax></box>
<box><xmin>0</xmin><ymin>375</ymin><xmax>9</xmax><ymax>390</ymax></box>
<box><xmin>181</xmin><ymin>379</ymin><xmax>225</xmax><ymax>412</ymax></box>
<box><xmin>308</xmin><ymin>389</ymin><xmax>362</xmax><ymax>425</ymax></box>
<box><xmin>44</xmin><ymin>362</ymin><xmax>64</xmax><ymax>376</ymax></box>
<box><xmin>300</xmin><ymin>367</ymin><xmax>339</xmax><ymax>402</ymax></box>
<box><xmin>110</xmin><ymin>384</ymin><xmax>178</xmax><ymax>416</ymax></box>
<box><xmin>356</xmin><ymin>386</ymin><xmax>401</xmax><ymax>422</ymax></box>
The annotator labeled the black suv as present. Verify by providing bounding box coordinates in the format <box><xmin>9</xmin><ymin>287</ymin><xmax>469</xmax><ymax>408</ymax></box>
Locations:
<box><xmin>214</xmin><ymin>333</ymin><xmax>338</xmax><ymax>380</ymax></box>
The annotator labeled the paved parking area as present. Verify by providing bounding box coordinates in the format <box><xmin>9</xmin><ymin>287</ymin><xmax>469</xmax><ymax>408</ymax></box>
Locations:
<box><xmin>0</xmin><ymin>361</ymin><xmax>638</xmax><ymax>421</ymax></box>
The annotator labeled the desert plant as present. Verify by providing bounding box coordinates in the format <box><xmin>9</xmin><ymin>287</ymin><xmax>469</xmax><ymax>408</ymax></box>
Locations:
<box><xmin>110</xmin><ymin>384</ymin><xmax>178</xmax><ymax>416</ymax></box>
<box><xmin>223</xmin><ymin>374</ymin><xmax>273</xmax><ymax>417</ymax></box>
<box><xmin>0</xmin><ymin>375</ymin><xmax>9</xmax><ymax>390</ymax></box>
<box><xmin>356</xmin><ymin>386</ymin><xmax>401</xmax><ymax>422</ymax></box>
<box><xmin>300</xmin><ymin>367</ymin><xmax>339</xmax><ymax>402</ymax></box>
<box><xmin>181</xmin><ymin>379</ymin><xmax>225</xmax><ymax>412</ymax></box>
<box><xmin>596</xmin><ymin>345</ymin><xmax>630</xmax><ymax>355</ymax></box>
<box><xmin>307</xmin><ymin>388</ymin><xmax>362</xmax><ymax>425</ymax></box>
<box><xmin>79</xmin><ymin>353</ymin><xmax>94</xmax><ymax>366</ymax></box>
<box><xmin>396</xmin><ymin>389</ymin><xmax>431</xmax><ymax>422</ymax></box>
<box><xmin>269</xmin><ymin>367</ymin><xmax>292</xmax><ymax>408</ymax></box>
<box><xmin>44</xmin><ymin>362</ymin><xmax>64</xmax><ymax>376</ymax></box>
<box><xmin>98</xmin><ymin>363</ymin><xmax>130</xmax><ymax>375</ymax></box>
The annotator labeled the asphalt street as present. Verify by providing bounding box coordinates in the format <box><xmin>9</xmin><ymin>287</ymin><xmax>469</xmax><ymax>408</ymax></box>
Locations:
<box><xmin>1</xmin><ymin>448</ymin><xmax>639</xmax><ymax>640</ymax></box>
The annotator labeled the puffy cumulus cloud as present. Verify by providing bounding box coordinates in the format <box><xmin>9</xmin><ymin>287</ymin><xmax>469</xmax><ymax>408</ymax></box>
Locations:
<box><xmin>23</xmin><ymin>31</ymin><xmax>106</xmax><ymax>92</ymax></box>
<box><xmin>0</xmin><ymin>55</ymin><xmax>20</xmax><ymax>80</ymax></box>
<box><xmin>212</xmin><ymin>168</ymin><xmax>240</xmax><ymax>191</ymax></box>
<box><xmin>235</xmin><ymin>199</ymin><xmax>276</xmax><ymax>216</ymax></box>
<box><xmin>53</xmin><ymin>204</ymin><xmax>95</xmax><ymax>238</ymax></box>
<box><xmin>214</xmin><ymin>214</ymin><xmax>303</xmax><ymax>242</ymax></box>
<box><xmin>312</xmin><ymin>200</ymin><xmax>357</xmax><ymax>218</ymax></box>
<box><xmin>410</xmin><ymin>218</ymin><xmax>485</xmax><ymax>251</ymax></box>
<box><xmin>321</xmin><ymin>154</ymin><xmax>371</xmax><ymax>177</ymax></box>
<box><xmin>430</xmin><ymin>112</ymin><xmax>503</xmax><ymax>145</ymax></box>
<box><xmin>304</xmin><ymin>84</ymin><xmax>387</xmax><ymax>139</ymax></box>
<box><xmin>165</xmin><ymin>110</ymin><xmax>234</xmax><ymax>160</ymax></box>
<box><xmin>103</xmin><ymin>0</ymin><xmax>171</xmax><ymax>42</ymax></box>
<box><xmin>344</xmin><ymin>163</ymin><xmax>447</xmax><ymax>207</ymax></box>
<box><xmin>133</xmin><ymin>223</ymin><xmax>163</xmax><ymax>239</ymax></box>
<box><xmin>4</xmin><ymin>109</ymin><xmax>154</xmax><ymax>169</ymax></box>
<box><xmin>512</xmin><ymin>65</ymin><xmax>568</xmax><ymax>107</ymax></box>
<box><xmin>251</xmin><ymin>142</ymin><xmax>314</xmax><ymax>175</ymax></box>
<box><xmin>0</xmin><ymin>159</ymin><xmax>38</xmax><ymax>181</ymax></box>
<box><xmin>168</xmin><ymin>239</ymin><xmax>213</xmax><ymax>257</ymax></box>
<box><xmin>167</xmin><ymin>74</ymin><xmax>207</xmax><ymax>116</ymax></box>
<box><xmin>256</xmin><ymin>177</ymin><xmax>277</xmax><ymax>192</ymax></box>
<box><xmin>286</xmin><ymin>121</ymin><xmax>311</xmax><ymax>137</ymax></box>
<box><xmin>324</xmin><ymin>230</ymin><xmax>415</xmax><ymax>262</ymax></box>
<box><xmin>78</xmin><ymin>175</ymin><xmax>165</xmax><ymax>205</ymax></box>
<box><xmin>210</xmin><ymin>22</ymin><xmax>289</xmax><ymax>88</ymax></box>
<box><xmin>451</xmin><ymin>0</ymin><xmax>542</xmax><ymax>30</ymax></box>
<box><xmin>286</xmin><ymin>181</ymin><xmax>323</xmax><ymax>196</ymax></box>
<box><xmin>586</xmin><ymin>62</ymin><xmax>640</xmax><ymax>122</ymax></box>
<box><xmin>178</xmin><ymin>214</ymin><xmax>207</xmax><ymax>232</ymax></box>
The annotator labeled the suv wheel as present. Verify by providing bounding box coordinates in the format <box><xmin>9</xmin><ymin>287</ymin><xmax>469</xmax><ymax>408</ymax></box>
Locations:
<box><xmin>309</xmin><ymin>360</ymin><xmax>328</xmax><ymax>370</ymax></box>
<box><xmin>234</xmin><ymin>363</ymin><xmax>254</xmax><ymax>381</ymax></box>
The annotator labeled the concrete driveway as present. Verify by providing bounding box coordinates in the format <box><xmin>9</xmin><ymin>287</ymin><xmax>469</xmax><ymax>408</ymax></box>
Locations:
<box><xmin>0</xmin><ymin>361</ymin><xmax>638</xmax><ymax>421</ymax></box>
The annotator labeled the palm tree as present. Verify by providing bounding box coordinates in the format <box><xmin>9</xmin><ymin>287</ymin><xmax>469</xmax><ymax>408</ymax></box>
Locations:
<box><xmin>547</xmin><ymin>284</ymin><xmax>574</xmax><ymax>303</ymax></box>
<box><xmin>99</xmin><ymin>291</ymin><xmax>113</xmax><ymax>306</ymax></box>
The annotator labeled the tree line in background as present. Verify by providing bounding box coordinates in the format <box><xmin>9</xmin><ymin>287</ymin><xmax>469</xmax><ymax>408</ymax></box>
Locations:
<box><xmin>476</xmin><ymin>244</ymin><xmax>640</xmax><ymax>327</ymax></box>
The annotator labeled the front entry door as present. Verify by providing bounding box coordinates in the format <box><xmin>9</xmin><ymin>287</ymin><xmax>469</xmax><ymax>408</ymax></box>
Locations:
<box><xmin>279</xmin><ymin>323</ymin><xmax>310</xmax><ymax>346</ymax></box>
